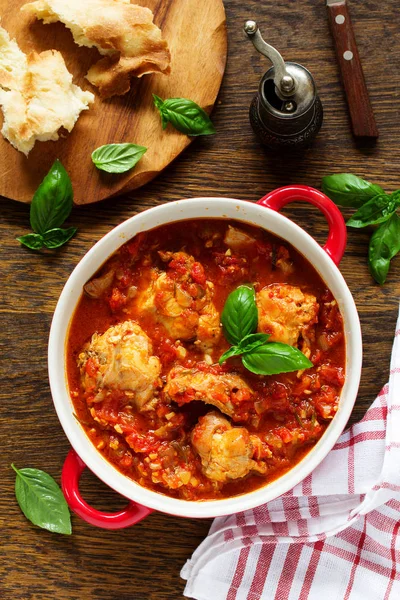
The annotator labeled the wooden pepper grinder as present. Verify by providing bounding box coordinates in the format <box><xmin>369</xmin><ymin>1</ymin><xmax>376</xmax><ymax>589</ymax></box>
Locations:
<box><xmin>244</xmin><ymin>20</ymin><xmax>323</xmax><ymax>150</ymax></box>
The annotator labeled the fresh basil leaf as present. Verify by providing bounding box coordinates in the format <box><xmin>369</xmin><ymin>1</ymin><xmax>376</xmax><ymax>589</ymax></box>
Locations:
<box><xmin>219</xmin><ymin>334</ymin><xmax>271</xmax><ymax>365</ymax></box>
<box><xmin>346</xmin><ymin>194</ymin><xmax>397</xmax><ymax>228</ymax></box>
<box><xmin>391</xmin><ymin>190</ymin><xmax>400</xmax><ymax>208</ymax></box>
<box><xmin>42</xmin><ymin>227</ymin><xmax>77</xmax><ymax>249</ymax></box>
<box><xmin>369</xmin><ymin>254</ymin><xmax>390</xmax><ymax>285</ymax></box>
<box><xmin>152</xmin><ymin>94</ymin><xmax>169</xmax><ymax>129</ymax></box>
<box><xmin>242</xmin><ymin>343</ymin><xmax>312</xmax><ymax>375</ymax></box>
<box><xmin>30</xmin><ymin>160</ymin><xmax>73</xmax><ymax>234</ymax></box>
<box><xmin>238</xmin><ymin>333</ymin><xmax>270</xmax><ymax>352</ymax></box>
<box><xmin>221</xmin><ymin>285</ymin><xmax>258</xmax><ymax>345</ymax></box>
<box><xmin>219</xmin><ymin>346</ymin><xmax>242</xmax><ymax>365</ymax></box>
<box><xmin>322</xmin><ymin>174</ymin><xmax>385</xmax><ymax>208</ymax></box>
<box><xmin>12</xmin><ymin>464</ymin><xmax>71</xmax><ymax>535</ymax></box>
<box><xmin>91</xmin><ymin>143</ymin><xmax>147</xmax><ymax>174</ymax></box>
<box><xmin>153</xmin><ymin>95</ymin><xmax>215</xmax><ymax>136</ymax></box>
<box><xmin>153</xmin><ymin>94</ymin><xmax>164</xmax><ymax>112</ymax></box>
<box><xmin>368</xmin><ymin>213</ymin><xmax>400</xmax><ymax>284</ymax></box>
<box><xmin>17</xmin><ymin>233</ymin><xmax>44</xmax><ymax>250</ymax></box>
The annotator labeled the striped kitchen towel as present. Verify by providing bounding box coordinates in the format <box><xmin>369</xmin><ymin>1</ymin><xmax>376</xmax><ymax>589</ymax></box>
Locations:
<box><xmin>181</xmin><ymin>306</ymin><xmax>400</xmax><ymax>600</ymax></box>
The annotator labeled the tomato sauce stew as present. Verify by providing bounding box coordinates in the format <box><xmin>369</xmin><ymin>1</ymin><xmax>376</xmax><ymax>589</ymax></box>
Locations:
<box><xmin>67</xmin><ymin>219</ymin><xmax>345</xmax><ymax>501</ymax></box>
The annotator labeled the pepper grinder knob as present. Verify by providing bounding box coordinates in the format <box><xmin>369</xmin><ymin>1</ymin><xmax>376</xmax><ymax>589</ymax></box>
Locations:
<box><xmin>244</xmin><ymin>20</ymin><xmax>323</xmax><ymax>150</ymax></box>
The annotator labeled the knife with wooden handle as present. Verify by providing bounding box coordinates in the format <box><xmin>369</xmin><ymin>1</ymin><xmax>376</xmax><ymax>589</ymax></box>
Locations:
<box><xmin>326</xmin><ymin>0</ymin><xmax>379</xmax><ymax>138</ymax></box>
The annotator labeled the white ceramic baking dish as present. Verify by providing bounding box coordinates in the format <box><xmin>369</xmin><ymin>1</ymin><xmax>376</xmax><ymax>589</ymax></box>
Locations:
<box><xmin>48</xmin><ymin>185</ymin><xmax>362</xmax><ymax>528</ymax></box>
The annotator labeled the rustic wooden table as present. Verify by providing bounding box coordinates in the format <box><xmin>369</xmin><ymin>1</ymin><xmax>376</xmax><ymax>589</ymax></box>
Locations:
<box><xmin>1</xmin><ymin>1</ymin><xmax>400</xmax><ymax>599</ymax></box>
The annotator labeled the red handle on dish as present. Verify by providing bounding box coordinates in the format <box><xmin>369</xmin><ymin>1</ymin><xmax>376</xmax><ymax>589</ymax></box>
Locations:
<box><xmin>257</xmin><ymin>185</ymin><xmax>346</xmax><ymax>265</ymax></box>
<box><xmin>62</xmin><ymin>449</ymin><xmax>153</xmax><ymax>529</ymax></box>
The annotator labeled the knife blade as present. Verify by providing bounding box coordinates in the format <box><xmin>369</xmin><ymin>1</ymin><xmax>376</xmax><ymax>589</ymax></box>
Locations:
<box><xmin>326</xmin><ymin>0</ymin><xmax>378</xmax><ymax>138</ymax></box>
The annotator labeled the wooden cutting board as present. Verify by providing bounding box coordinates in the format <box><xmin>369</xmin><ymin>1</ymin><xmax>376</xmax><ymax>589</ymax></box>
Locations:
<box><xmin>0</xmin><ymin>0</ymin><xmax>227</xmax><ymax>204</ymax></box>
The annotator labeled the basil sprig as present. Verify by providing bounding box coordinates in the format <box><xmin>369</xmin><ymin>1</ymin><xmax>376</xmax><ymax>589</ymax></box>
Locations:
<box><xmin>322</xmin><ymin>174</ymin><xmax>384</xmax><ymax>208</ymax></box>
<box><xmin>153</xmin><ymin>95</ymin><xmax>216</xmax><ymax>136</ymax></box>
<box><xmin>219</xmin><ymin>332</ymin><xmax>270</xmax><ymax>363</ymax></box>
<box><xmin>16</xmin><ymin>233</ymin><xmax>46</xmax><ymax>250</ymax></box>
<box><xmin>219</xmin><ymin>285</ymin><xmax>313</xmax><ymax>375</ymax></box>
<box><xmin>12</xmin><ymin>464</ymin><xmax>72</xmax><ymax>535</ymax></box>
<box><xmin>322</xmin><ymin>173</ymin><xmax>400</xmax><ymax>284</ymax></box>
<box><xmin>91</xmin><ymin>143</ymin><xmax>147</xmax><ymax>173</ymax></box>
<box><xmin>346</xmin><ymin>194</ymin><xmax>400</xmax><ymax>229</ymax></box>
<box><xmin>242</xmin><ymin>342</ymin><xmax>313</xmax><ymax>375</ymax></box>
<box><xmin>17</xmin><ymin>160</ymin><xmax>77</xmax><ymax>251</ymax></box>
<box><xmin>369</xmin><ymin>213</ymin><xmax>400</xmax><ymax>284</ymax></box>
<box><xmin>30</xmin><ymin>159</ymin><xmax>73</xmax><ymax>234</ymax></box>
<box><xmin>41</xmin><ymin>227</ymin><xmax>77</xmax><ymax>248</ymax></box>
<box><xmin>221</xmin><ymin>285</ymin><xmax>258</xmax><ymax>345</ymax></box>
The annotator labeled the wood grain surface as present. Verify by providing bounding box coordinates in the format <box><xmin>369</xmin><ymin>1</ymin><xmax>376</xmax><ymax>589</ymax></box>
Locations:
<box><xmin>1</xmin><ymin>1</ymin><xmax>400</xmax><ymax>599</ymax></box>
<box><xmin>0</xmin><ymin>0</ymin><xmax>227</xmax><ymax>204</ymax></box>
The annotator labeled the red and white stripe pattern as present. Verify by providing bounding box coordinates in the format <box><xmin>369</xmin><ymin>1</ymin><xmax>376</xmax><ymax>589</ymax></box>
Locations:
<box><xmin>182</xmin><ymin>309</ymin><xmax>400</xmax><ymax>600</ymax></box>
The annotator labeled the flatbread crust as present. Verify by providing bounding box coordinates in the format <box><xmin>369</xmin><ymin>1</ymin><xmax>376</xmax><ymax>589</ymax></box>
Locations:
<box><xmin>22</xmin><ymin>0</ymin><xmax>171</xmax><ymax>98</ymax></box>
<box><xmin>0</xmin><ymin>25</ymin><xmax>94</xmax><ymax>155</ymax></box>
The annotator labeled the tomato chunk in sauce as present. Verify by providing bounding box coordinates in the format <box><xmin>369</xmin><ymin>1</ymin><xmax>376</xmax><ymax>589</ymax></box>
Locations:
<box><xmin>67</xmin><ymin>219</ymin><xmax>345</xmax><ymax>501</ymax></box>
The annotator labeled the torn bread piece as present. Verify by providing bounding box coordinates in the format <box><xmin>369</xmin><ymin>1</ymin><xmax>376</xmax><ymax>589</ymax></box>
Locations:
<box><xmin>0</xmin><ymin>25</ymin><xmax>94</xmax><ymax>155</ymax></box>
<box><xmin>22</xmin><ymin>0</ymin><xmax>171</xmax><ymax>98</ymax></box>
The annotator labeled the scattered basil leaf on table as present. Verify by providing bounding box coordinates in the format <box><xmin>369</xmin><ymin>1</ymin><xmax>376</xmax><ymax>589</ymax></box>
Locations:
<box><xmin>17</xmin><ymin>160</ymin><xmax>76</xmax><ymax>251</ymax></box>
<box><xmin>152</xmin><ymin>94</ymin><xmax>216</xmax><ymax>136</ymax></box>
<box><xmin>12</xmin><ymin>464</ymin><xmax>72</xmax><ymax>535</ymax></box>
<box><xmin>321</xmin><ymin>174</ymin><xmax>385</xmax><ymax>208</ymax></box>
<box><xmin>30</xmin><ymin>159</ymin><xmax>73</xmax><ymax>234</ymax></box>
<box><xmin>221</xmin><ymin>285</ymin><xmax>258</xmax><ymax>345</ymax></box>
<box><xmin>368</xmin><ymin>213</ymin><xmax>400</xmax><ymax>285</ymax></box>
<box><xmin>242</xmin><ymin>343</ymin><xmax>313</xmax><ymax>376</ymax></box>
<box><xmin>91</xmin><ymin>143</ymin><xmax>147</xmax><ymax>173</ymax></box>
<box><xmin>219</xmin><ymin>286</ymin><xmax>312</xmax><ymax>375</ymax></box>
<box><xmin>16</xmin><ymin>233</ymin><xmax>45</xmax><ymax>250</ymax></box>
<box><xmin>18</xmin><ymin>228</ymin><xmax>78</xmax><ymax>250</ymax></box>
<box><xmin>322</xmin><ymin>173</ymin><xmax>400</xmax><ymax>284</ymax></box>
<box><xmin>42</xmin><ymin>227</ymin><xmax>77</xmax><ymax>249</ymax></box>
<box><xmin>346</xmin><ymin>194</ymin><xmax>399</xmax><ymax>228</ymax></box>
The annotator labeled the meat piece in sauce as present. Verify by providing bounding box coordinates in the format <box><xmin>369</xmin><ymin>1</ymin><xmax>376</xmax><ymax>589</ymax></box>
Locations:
<box><xmin>78</xmin><ymin>320</ymin><xmax>161</xmax><ymax>410</ymax></box>
<box><xmin>197</xmin><ymin>302</ymin><xmax>221</xmax><ymax>351</ymax></box>
<box><xmin>223</xmin><ymin>225</ymin><xmax>257</xmax><ymax>251</ymax></box>
<box><xmin>256</xmin><ymin>284</ymin><xmax>319</xmax><ymax>351</ymax></box>
<box><xmin>83</xmin><ymin>267</ymin><xmax>116</xmax><ymax>299</ymax></box>
<box><xmin>164</xmin><ymin>365</ymin><xmax>255</xmax><ymax>421</ymax></box>
<box><xmin>223</xmin><ymin>226</ymin><xmax>293</xmax><ymax>275</ymax></box>
<box><xmin>192</xmin><ymin>412</ymin><xmax>267</xmax><ymax>483</ymax></box>
<box><xmin>136</xmin><ymin>251</ymin><xmax>221</xmax><ymax>350</ymax></box>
